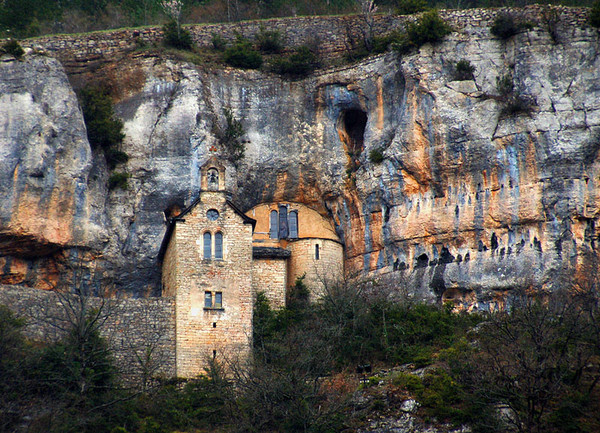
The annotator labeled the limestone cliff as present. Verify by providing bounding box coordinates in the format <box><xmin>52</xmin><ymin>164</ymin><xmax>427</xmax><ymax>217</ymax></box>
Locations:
<box><xmin>1</xmin><ymin>8</ymin><xmax>599</xmax><ymax>305</ymax></box>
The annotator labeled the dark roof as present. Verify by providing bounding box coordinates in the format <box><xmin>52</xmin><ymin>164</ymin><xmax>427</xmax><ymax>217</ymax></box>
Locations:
<box><xmin>157</xmin><ymin>194</ymin><xmax>256</xmax><ymax>262</ymax></box>
<box><xmin>252</xmin><ymin>247</ymin><xmax>291</xmax><ymax>259</ymax></box>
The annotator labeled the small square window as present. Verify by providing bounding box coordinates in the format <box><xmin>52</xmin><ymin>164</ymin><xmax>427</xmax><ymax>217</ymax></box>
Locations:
<box><xmin>204</xmin><ymin>291</ymin><xmax>223</xmax><ymax>309</ymax></box>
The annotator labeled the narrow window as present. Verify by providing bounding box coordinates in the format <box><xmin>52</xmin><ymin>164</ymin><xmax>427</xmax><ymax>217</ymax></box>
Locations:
<box><xmin>315</xmin><ymin>244</ymin><xmax>320</xmax><ymax>260</ymax></box>
<box><xmin>270</xmin><ymin>210</ymin><xmax>278</xmax><ymax>239</ymax></box>
<box><xmin>279</xmin><ymin>205</ymin><xmax>289</xmax><ymax>239</ymax></box>
<box><xmin>215</xmin><ymin>292</ymin><xmax>222</xmax><ymax>308</ymax></box>
<box><xmin>203</xmin><ymin>232</ymin><xmax>212</xmax><ymax>259</ymax></box>
<box><xmin>204</xmin><ymin>291</ymin><xmax>212</xmax><ymax>308</ymax></box>
<box><xmin>215</xmin><ymin>232</ymin><xmax>223</xmax><ymax>259</ymax></box>
<box><xmin>289</xmin><ymin>211</ymin><xmax>298</xmax><ymax>238</ymax></box>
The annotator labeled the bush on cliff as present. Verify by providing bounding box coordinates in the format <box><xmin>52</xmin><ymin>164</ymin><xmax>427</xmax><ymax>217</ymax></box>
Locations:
<box><xmin>496</xmin><ymin>73</ymin><xmax>534</xmax><ymax>117</ymax></box>
<box><xmin>79</xmin><ymin>85</ymin><xmax>130</xmax><ymax>177</ymax></box>
<box><xmin>223</xmin><ymin>37</ymin><xmax>262</xmax><ymax>69</ymax></box>
<box><xmin>271</xmin><ymin>46</ymin><xmax>318</xmax><ymax>77</ymax></box>
<box><xmin>108</xmin><ymin>172</ymin><xmax>130</xmax><ymax>190</ymax></box>
<box><xmin>393</xmin><ymin>10</ymin><xmax>452</xmax><ymax>54</ymax></box>
<box><xmin>369</xmin><ymin>147</ymin><xmax>385</xmax><ymax>163</ymax></box>
<box><xmin>163</xmin><ymin>20</ymin><xmax>193</xmax><ymax>50</ymax></box>
<box><xmin>454</xmin><ymin>59</ymin><xmax>475</xmax><ymax>81</ymax></box>
<box><xmin>255</xmin><ymin>26</ymin><xmax>284</xmax><ymax>54</ymax></box>
<box><xmin>215</xmin><ymin>107</ymin><xmax>245</xmax><ymax>162</ymax></box>
<box><xmin>79</xmin><ymin>85</ymin><xmax>124</xmax><ymax>152</ymax></box>
<box><xmin>1</xmin><ymin>39</ymin><xmax>24</xmax><ymax>58</ymax></box>
<box><xmin>490</xmin><ymin>13</ymin><xmax>521</xmax><ymax>39</ymax></box>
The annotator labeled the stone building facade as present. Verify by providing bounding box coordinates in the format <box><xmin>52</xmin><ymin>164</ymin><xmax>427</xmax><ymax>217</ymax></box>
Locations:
<box><xmin>159</xmin><ymin>158</ymin><xmax>344</xmax><ymax>377</ymax></box>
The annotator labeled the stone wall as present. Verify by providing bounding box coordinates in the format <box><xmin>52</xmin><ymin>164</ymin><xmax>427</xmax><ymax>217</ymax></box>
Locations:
<box><xmin>287</xmin><ymin>239</ymin><xmax>344</xmax><ymax>299</ymax></box>
<box><xmin>252</xmin><ymin>257</ymin><xmax>287</xmax><ymax>308</ymax></box>
<box><xmin>161</xmin><ymin>227</ymin><xmax>178</xmax><ymax>298</ymax></box>
<box><xmin>0</xmin><ymin>284</ymin><xmax>176</xmax><ymax>382</ymax></box>
<box><xmin>17</xmin><ymin>6</ymin><xmax>592</xmax><ymax>74</ymax></box>
<box><xmin>169</xmin><ymin>191</ymin><xmax>255</xmax><ymax>377</ymax></box>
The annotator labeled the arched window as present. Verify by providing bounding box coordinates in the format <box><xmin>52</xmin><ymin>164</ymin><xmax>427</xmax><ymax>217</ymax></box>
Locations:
<box><xmin>270</xmin><ymin>210</ymin><xmax>278</xmax><ymax>239</ymax></box>
<box><xmin>289</xmin><ymin>211</ymin><xmax>298</xmax><ymax>238</ymax></box>
<box><xmin>207</xmin><ymin>168</ymin><xmax>219</xmax><ymax>190</ymax></box>
<box><xmin>215</xmin><ymin>232</ymin><xmax>223</xmax><ymax>259</ymax></box>
<box><xmin>203</xmin><ymin>232</ymin><xmax>212</xmax><ymax>259</ymax></box>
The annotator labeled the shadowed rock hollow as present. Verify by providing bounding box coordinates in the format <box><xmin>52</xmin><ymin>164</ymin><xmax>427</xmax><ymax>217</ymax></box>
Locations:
<box><xmin>1</xmin><ymin>8</ymin><xmax>600</xmax><ymax>307</ymax></box>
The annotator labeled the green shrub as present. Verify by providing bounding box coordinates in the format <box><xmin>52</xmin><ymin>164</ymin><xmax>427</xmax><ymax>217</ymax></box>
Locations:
<box><xmin>79</xmin><ymin>86</ymin><xmax>125</xmax><ymax>151</ymax></box>
<box><xmin>419</xmin><ymin>369</ymin><xmax>465</xmax><ymax>423</ymax></box>
<box><xmin>392</xmin><ymin>372</ymin><xmax>424</xmax><ymax>393</ymax></box>
<box><xmin>590</xmin><ymin>0</ymin><xmax>600</xmax><ymax>28</ymax></box>
<box><xmin>106</xmin><ymin>148</ymin><xmax>129</xmax><ymax>170</ymax></box>
<box><xmin>108</xmin><ymin>172</ymin><xmax>130</xmax><ymax>190</ymax></box>
<box><xmin>501</xmin><ymin>95</ymin><xmax>534</xmax><ymax>117</ymax></box>
<box><xmin>490</xmin><ymin>13</ymin><xmax>520</xmax><ymax>39</ymax></box>
<box><xmin>496</xmin><ymin>73</ymin><xmax>533</xmax><ymax>117</ymax></box>
<box><xmin>255</xmin><ymin>26</ymin><xmax>283</xmax><ymax>54</ymax></box>
<box><xmin>369</xmin><ymin>147</ymin><xmax>385</xmax><ymax>163</ymax></box>
<box><xmin>408</xmin><ymin>10</ymin><xmax>453</xmax><ymax>46</ymax></box>
<box><xmin>454</xmin><ymin>59</ymin><xmax>475</xmax><ymax>81</ymax></box>
<box><xmin>396</xmin><ymin>0</ymin><xmax>428</xmax><ymax>15</ymax></box>
<box><xmin>271</xmin><ymin>46</ymin><xmax>318</xmax><ymax>77</ymax></box>
<box><xmin>371</xmin><ymin>30</ymin><xmax>404</xmax><ymax>53</ymax></box>
<box><xmin>211</xmin><ymin>33</ymin><xmax>227</xmax><ymax>51</ymax></box>
<box><xmin>217</xmin><ymin>107</ymin><xmax>245</xmax><ymax>161</ymax></box>
<box><xmin>394</xmin><ymin>10</ymin><xmax>452</xmax><ymax>54</ymax></box>
<box><xmin>163</xmin><ymin>20</ymin><xmax>193</xmax><ymax>50</ymax></box>
<box><xmin>1</xmin><ymin>40</ymin><xmax>24</xmax><ymax>58</ymax></box>
<box><xmin>496</xmin><ymin>73</ymin><xmax>514</xmax><ymax>96</ymax></box>
<box><xmin>224</xmin><ymin>37</ymin><xmax>262</xmax><ymax>69</ymax></box>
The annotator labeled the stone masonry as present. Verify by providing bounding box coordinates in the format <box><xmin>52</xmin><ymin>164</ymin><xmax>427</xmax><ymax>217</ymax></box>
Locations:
<box><xmin>15</xmin><ymin>6</ymin><xmax>593</xmax><ymax>75</ymax></box>
<box><xmin>0</xmin><ymin>284</ymin><xmax>177</xmax><ymax>382</ymax></box>
<box><xmin>161</xmin><ymin>189</ymin><xmax>255</xmax><ymax>377</ymax></box>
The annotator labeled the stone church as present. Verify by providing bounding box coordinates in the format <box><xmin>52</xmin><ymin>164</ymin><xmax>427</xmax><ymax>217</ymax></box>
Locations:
<box><xmin>158</xmin><ymin>158</ymin><xmax>344</xmax><ymax>377</ymax></box>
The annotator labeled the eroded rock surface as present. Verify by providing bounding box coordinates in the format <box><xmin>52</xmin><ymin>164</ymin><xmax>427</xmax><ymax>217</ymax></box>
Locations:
<box><xmin>0</xmin><ymin>55</ymin><xmax>106</xmax><ymax>289</ymax></box>
<box><xmin>1</xmin><ymin>11</ymin><xmax>600</xmax><ymax>303</ymax></box>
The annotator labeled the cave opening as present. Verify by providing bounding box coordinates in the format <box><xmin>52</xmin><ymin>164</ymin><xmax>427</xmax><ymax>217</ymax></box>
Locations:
<box><xmin>416</xmin><ymin>253</ymin><xmax>429</xmax><ymax>268</ymax></box>
<box><xmin>338</xmin><ymin>108</ymin><xmax>367</xmax><ymax>172</ymax></box>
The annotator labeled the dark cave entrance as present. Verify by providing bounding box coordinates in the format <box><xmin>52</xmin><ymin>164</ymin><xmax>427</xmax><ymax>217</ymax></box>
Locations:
<box><xmin>338</xmin><ymin>109</ymin><xmax>367</xmax><ymax>173</ymax></box>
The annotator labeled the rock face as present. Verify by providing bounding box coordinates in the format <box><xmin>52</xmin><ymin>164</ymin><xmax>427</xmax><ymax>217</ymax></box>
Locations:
<box><xmin>1</xmin><ymin>10</ymin><xmax>600</xmax><ymax>304</ymax></box>
<box><xmin>0</xmin><ymin>55</ymin><xmax>105</xmax><ymax>289</ymax></box>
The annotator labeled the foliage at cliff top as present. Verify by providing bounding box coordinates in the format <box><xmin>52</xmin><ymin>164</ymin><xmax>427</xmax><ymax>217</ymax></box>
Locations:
<box><xmin>0</xmin><ymin>0</ymin><xmax>598</xmax><ymax>38</ymax></box>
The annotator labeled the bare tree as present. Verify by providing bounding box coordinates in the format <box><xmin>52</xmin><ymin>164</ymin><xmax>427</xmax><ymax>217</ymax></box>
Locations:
<box><xmin>357</xmin><ymin>0</ymin><xmax>378</xmax><ymax>51</ymax></box>
<box><xmin>455</xmin><ymin>289</ymin><xmax>599</xmax><ymax>433</ymax></box>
